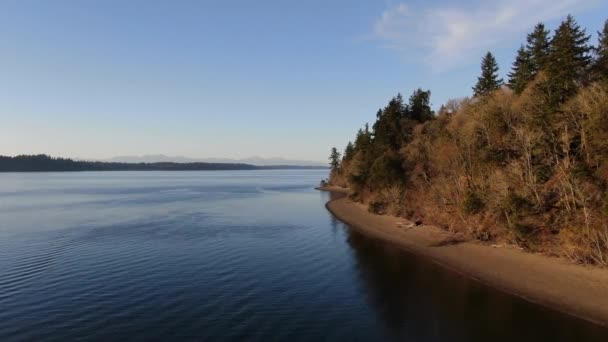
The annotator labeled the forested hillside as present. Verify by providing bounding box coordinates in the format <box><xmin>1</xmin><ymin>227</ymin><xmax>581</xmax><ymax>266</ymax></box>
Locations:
<box><xmin>329</xmin><ymin>16</ymin><xmax>608</xmax><ymax>266</ymax></box>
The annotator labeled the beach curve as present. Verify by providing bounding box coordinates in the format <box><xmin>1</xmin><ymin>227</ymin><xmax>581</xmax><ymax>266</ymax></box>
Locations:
<box><xmin>319</xmin><ymin>186</ymin><xmax>608</xmax><ymax>327</ymax></box>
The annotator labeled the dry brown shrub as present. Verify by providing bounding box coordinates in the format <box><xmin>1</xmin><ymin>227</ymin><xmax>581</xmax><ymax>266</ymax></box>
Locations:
<box><xmin>337</xmin><ymin>79</ymin><xmax>608</xmax><ymax>266</ymax></box>
<box><xmin>560</xmin><ymin>223</ymin><xmax>608</xmax><ymax>266</ymax></box>
<box><xmin>560</xmin><ymin>83</ymin><xmax>608</xmax><ymax>166</ymax></box>
<box><xmin>377</xmin><ymin>185</ymin><xmax>405</xmax><ymax>216</ymax></box>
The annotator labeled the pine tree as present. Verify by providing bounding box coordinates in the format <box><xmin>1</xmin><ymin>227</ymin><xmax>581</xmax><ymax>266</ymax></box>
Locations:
<box><xmin>406</xmin><ymin>89</ymin><xmax>434</xmax><ymax>122</ymax></box>
<box><xmin>351</xmin><ymin>123</ymin><xmax>375</xmax><ymax>185</ymax></box>
<box><xmin>372</xmin><ymin>94</ymin><xmax>406</xmax><ymax>150</ymax></box>
<box><xmin>354</xmin><ymin>126</ymin><xmax>370</xmax><ymax>151</ymax></box>
<box><xmin>593</xmin><ymin>19</ymin><xmax>608</xmax><ymax>80</ymax></box>
<box><xmin>526</xmin><ymin>23</ymin><xmax>551</xmax><ymax>74</ymax></box>
<box><xmin>473</xmin><ymin>52</ymin><xmax>503</xmax><ymax>97</ymax></box>
<box><xmin>508</xmin><ymin>45</ymin><xmax>534</xmax><ymax>94</ymax></box>
<box><xmin>547</xmin><ymin>15</ymin><xmax>592</xmax><ymax>104</ymax></box>
<box><xmin>343</xmin><ymin>142</ymin><xmax>355</xmax><ymax>162</ymax></box>
<box><xmin>329</xmin><ymin>147</ymin><xmax>341</xmax><ymax>170</ymax></box>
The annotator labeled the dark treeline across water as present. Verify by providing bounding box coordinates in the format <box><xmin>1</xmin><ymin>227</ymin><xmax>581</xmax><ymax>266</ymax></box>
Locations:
<box><xmin>0</xmin><ymin>155</ymin><xmax>326</xmax><ymax>172</ymax></box>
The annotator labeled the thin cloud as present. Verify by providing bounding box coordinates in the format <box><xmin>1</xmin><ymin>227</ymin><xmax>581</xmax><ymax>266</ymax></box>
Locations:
<box><xmin>373</xmin><ymin>0</ymin><xmax>598</xmax><ymax>72</ymax></box>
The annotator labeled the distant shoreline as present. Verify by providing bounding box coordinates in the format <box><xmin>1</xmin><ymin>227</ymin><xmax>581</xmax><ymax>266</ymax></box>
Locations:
<box><xmin>0</xmin><ymin>167</ymin><xmax>328</xmax><ymax>173</ymax></box>
<box><xmin>319</xmin><ymin>186</ymin><xmax>608</xmax><ymax>327</ymax></box>
<box><xmin>0</xmin><ymin>155</ymin><xmax>327</xmax><ymax>172</ymax></box>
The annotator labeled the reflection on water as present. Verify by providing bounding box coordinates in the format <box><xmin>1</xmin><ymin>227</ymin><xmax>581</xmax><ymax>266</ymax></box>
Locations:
<box><xmin>345</xmin><ymin>226</ymin><xmax>608</xmax><ymax>341</ymax></box>
<box><xmin>0</xmin><ymin>171</ymin><xmax>606</xmax><ymax>341</ymax></box>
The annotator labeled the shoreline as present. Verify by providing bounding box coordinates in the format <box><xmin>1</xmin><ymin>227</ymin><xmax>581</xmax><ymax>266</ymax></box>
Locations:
<box><xmin>319</xmin><ymin>186</ymin><xmax>608</xmax><ymax>327</ymax></box>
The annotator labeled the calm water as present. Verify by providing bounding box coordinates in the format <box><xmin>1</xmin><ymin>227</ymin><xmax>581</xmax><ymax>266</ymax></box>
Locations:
<box><xmin>0</xmin><ymin>170</ymin><xmax>606</xmax><ymax>341</ymax></box>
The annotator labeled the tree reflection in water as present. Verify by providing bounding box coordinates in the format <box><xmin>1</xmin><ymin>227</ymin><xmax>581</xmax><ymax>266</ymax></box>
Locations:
<box><xmin>342</xmin><ymin>221</ymin><xmax>608</xmax><ymax>342</ymax></box>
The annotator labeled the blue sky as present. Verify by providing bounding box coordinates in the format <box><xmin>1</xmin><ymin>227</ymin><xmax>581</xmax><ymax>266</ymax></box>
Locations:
<box><xmin>0</xmin><ymin>0</ymin><xmax>606</xmax><ymax>162</ymax></box>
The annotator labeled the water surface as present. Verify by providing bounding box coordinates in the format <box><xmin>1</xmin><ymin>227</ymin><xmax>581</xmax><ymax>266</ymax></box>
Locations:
<box><xmin>0</xmin><ymin>170</ymin><xmax>606</xmax><ymax>341</ymax></box>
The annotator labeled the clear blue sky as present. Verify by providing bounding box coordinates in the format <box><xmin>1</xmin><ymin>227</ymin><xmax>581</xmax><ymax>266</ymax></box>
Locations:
<box><xmin>1</xmin><ymin>0</ymin><xmax>606</xmax><ymax>162</ymax></box>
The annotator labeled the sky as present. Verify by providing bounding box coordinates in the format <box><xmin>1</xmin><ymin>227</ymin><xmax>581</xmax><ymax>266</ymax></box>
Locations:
<box><xmin>0</xmin><ymin>0</ymin><xmax>606</xmax><ymax>162</ymax></box>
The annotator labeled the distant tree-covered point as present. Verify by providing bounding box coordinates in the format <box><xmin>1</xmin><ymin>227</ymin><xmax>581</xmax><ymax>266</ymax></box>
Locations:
<box><xmin>0</xmin><ymin>155</ymin><xmax>327</xmax><ymax>172</ymax></box>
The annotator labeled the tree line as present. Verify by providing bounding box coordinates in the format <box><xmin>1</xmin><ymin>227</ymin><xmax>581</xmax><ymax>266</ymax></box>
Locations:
<box><xmin>0</xmin><ymin>155</ymin><xmax>325</xmax><ymax>172</ymax></box>
<box><xmin>329</xmin><ymin>16</ymin><xmax>608</xmax><ymax>266</ymax></box>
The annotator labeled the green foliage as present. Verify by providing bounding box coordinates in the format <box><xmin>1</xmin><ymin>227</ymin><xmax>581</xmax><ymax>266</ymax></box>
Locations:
<box><xmin>593</xmin><ymin>19</ymin><xmax>608</xmax><ymax>80</ymax></box>
<box><xmin>368</xmin><ymin>153</ymin><xmax>403</xmax><ymax>189</ymax></box>
<box><xmin>348</xmin><ymin>173</ymin><xmax>366</xmax><ymax>187</ymax></box>
<box><xmin>547</xmin><ymin>15</ymin><xmax>592</xmax><ymax>106</ymax></box>
<box><xmin>527</xmin><ymin>23</ymin><xmax>551</xmax><ymax>73</ymax></box>
<box><xmin>328</xmin><ymin>147</ymin><xmax>341</xmax><ymax>171</ymax></box>
<box><xmin>353</xmin><ymin>124</ymin><xmax>373</xmax><ymax>154</ymax></box>
<box><xmin>510</xmin><ymin>223</ymin><xmax>538</xmax><ymax>246</ymax></box>
<box><xmin>503</xmin><ymin>193</ymin><xmax>534</xmax><ymax>218</ymax></box>
<box><xmin>462</xmin><ymin>191</ymin><xmax>485</xmax><ymax>214</ymax></box>
<box><xmin>406</xmin><ymin>89</ymin><xmax>434</xmax><ymax>123</ymax></box>
<box><xmin>373</xmin><ymin>94</ymin><xmax>406</xmax><ymax>150</ymax></box>
<box><xmin>333</xmin><ymin>16</ymin><xmax>608</xmax><ymax>265</ymax></box>
<box><xmin>343</xmin><ymin>142</ymin><xmax>355</xmax><ymax>162</ymax></box>
<box><xmin>508</xmin><ymin>45</ymin><xmax>534</xmax><ymax>94</ymax></box>
<box><xmin>473</xmin><ymin>52</ymin><xmax>503</xmax><ymax>97</ymax></box>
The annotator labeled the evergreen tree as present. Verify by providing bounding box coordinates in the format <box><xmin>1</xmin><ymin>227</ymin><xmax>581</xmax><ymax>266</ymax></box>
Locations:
<box><xmin>593</xmin><ymin>19</ymin><xmax>608</xmax><ymax>80</ymax></box>
<box><xmin>473</xmin><ymin>52</ymin><xmax>503</xmax><ymax>97</ymax></box>
<box><xmin>526</xmin><ymin>23</ymin><xmax>551</xmax><ymax>74</ymax></box>
<box><xmin>353</xmin><ymin>128</ymin><xmax>364</xmax><ymax>149</ymax></box>
<box><xmin>508</xmin><ymin>45</ymin><xmax>534</xmax><ymax>94</ymax></box>
<box><xmin>329</xmin><ymin>147</ymin><xmax>341</xmax><ymax>170</ymax></box>
<box><xmin>547</xmin><ymin>15</ymin><xmax>592</xmax><ymax>104</ymax></box>
<box><xmin>372</xmin><ymin>94</ymin><xmax>406</xmax><ymax>150</ymax></box>
<box><xmin>343</xmin><ymin>142</ymin><xmax>355</xmax><ymax>162</ymax></box>
<box><xmin>351</xmin><ymin>123</ymin><xmax>375</xmax><ymax>185</ymax></box>
<box><xmin>353</xmin><ymin>124</ymin><xmax>372</xmax><ymax>153</ymax></box>
<box><xmin>406</xmin><ymin>89</ymin><xmax>434</xmax><ymax>123</ymax></box>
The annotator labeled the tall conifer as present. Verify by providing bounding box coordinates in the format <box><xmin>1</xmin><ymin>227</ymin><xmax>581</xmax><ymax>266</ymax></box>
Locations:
<box><xmin>406</xmin><ymin>89</ymin><xmax>434</xmax><ymax>123</ymax></box>
<box><xmin>329</xmin><ymin>147</ymin><xmax>341</xmax><ymax>170</ymax></box>
<box><xmin>343</xmin><ymin>142</ymin><xmax>355</xmax><ymax>162</ymax></box>
<box><xmin>473</xmin><ymin>52</ymin><xmax>503</xmax><ymax>97</ymax></box>
<box><xmin>526</xmin><ymin>23</ymin><xmax>551</xmax><ymax>74</ymax></box>
<box><xmin>593</xmin><ymin>19</ymin><xmax>608</xmax><ymax>80</ymax></box>
<box><xmin>547</xmin><ymin>15</ymin><xmax>592</xmax><ymax>104</ymax></box>
<box><xmin>372</xmin><ymin>95</ymin><xmax>406</xmax><ymax>150</ymax></box>
<box><xmin>508</xmin><ymin>45</ymin><xmax>534</xmax><ymax>94</ymax></box>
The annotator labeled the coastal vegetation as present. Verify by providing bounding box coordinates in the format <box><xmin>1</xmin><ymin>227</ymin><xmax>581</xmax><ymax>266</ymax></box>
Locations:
<box><xmin>329</xmin><ymin>16</ymin><xmax>608</xmax><ymax>266</ymax></box>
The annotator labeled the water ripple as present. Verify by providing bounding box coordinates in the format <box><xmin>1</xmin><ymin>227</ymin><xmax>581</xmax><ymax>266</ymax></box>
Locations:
<box><xmin>1</xmin><ymin>171</ymin><xmax>607</xmax><ymax>341</ymax></box>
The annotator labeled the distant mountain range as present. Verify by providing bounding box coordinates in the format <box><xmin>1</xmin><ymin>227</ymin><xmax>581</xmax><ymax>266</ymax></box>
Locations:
<box><xmin>102</xmin><ymin>154</ymin><xmax>327</xmax><ymax>167</ymax></box>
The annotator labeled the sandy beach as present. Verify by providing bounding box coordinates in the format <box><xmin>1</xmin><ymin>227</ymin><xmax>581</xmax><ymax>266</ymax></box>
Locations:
<box><xmin>319</xmin><ymin>186</ymin><xmax>608</xmax><ymax>327</ymax></box>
